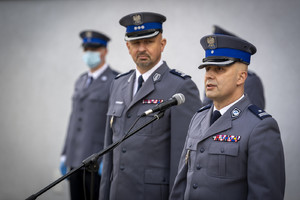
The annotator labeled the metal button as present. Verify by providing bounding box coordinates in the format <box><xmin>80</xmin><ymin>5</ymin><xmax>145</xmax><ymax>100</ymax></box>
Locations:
<box><xmin>200</xmin><ymin>148</ymin><xmax>205</xmax><ymax>153</ymax></box>
<box><xmin>122</xmin><ymin>148</ymin><xmax>126</xmax><ymax>153</ymax></box>
<box><xmin>221</xmin><ymin>148</ymin><xmax>225</xmax><ymax>153</ymax></box>
<box><xmin>193</xmin><ymin>183</ymin><xmax>198</xmax><ymax>189</ymax></box>
<box><xmin>196</xmin><ymin>164</ymin><xmax>201</xmax><ymax>170</ymax></box>
<box><xmin>120</xmin><ymin>165</ymin><xmax>125</xmax><ymax>171</ymax></box>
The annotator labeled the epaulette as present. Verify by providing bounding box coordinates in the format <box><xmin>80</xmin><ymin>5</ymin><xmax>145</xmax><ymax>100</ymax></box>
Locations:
<box><xmin>248</xmin><ymin>104</ymin><xmax>272</xmax><ymax>120</ymax></box>
<box><xmin>197</xmin><ymin>104</ymin><xmax>212</xmax><ymax>112</ymax></box>
<box><xmin>170</xmin><ymin>69</ymin><xmax>191</xmax><ymax>79</ymax></box>
<box><xmin>115</xmin><ymin>69</ymin><xmax>134</xmax><ymax>79</ymax></box>
<box><xmin>112</xmin><ymin>70</ymin><xmax>120</xmax><ymax>76</ymax></box>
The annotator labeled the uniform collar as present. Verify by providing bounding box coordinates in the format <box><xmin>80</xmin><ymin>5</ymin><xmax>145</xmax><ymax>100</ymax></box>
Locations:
<box><xmin>87</xmin><ymin>63</ymin><xmax>108</xmax><ymax>80</ymax></box>
<box><xmin>134</xmin><ymin>59</ymin><xmax>163</xmax><ymax>95</ymax></box>
<box><xmin>135</xmin><ymin>59</ymin><xmax>163</xmax><ymax>82</ymax></box>
<box><xmin>214</xmin><ymin>94</ymin><xmax>245</xmax><ymax>115</ymax></box>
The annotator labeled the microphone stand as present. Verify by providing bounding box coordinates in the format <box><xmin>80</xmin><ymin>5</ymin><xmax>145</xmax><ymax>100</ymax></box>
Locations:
<box><xmin>25</xmin><ymin>111</ymin><xmax>165</xmax><ymax>200</ymax></box>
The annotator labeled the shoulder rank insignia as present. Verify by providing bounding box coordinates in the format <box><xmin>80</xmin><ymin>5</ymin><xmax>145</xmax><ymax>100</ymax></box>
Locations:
<box><xmin>248</xmin><ymin>104</ymin><xmax>271</xmax><ymax>120</ymax></box>
<box><xmin>115</xmin><ymin>69</ymin><xmax>134</xmax><ymax>79</ymax></box>
<box><xmin>197</xmin><ymin>104</ymin><xmax>212</xmax><ymax>112</ymax></box>
<box><xmin>170</xmin><ymin>69</ymin><xmax>191</xmax><ymax>79</ymax></box>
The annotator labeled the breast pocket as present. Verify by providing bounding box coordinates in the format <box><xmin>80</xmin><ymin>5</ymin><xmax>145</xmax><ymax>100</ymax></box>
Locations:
<box><xmin>107</xmin><ymin>103</ymin><xmax>125</xmax><ymax>136</ymax></box>
<box><xmin>207</xmin><ymin>142</ymin><xmax>240</xmax><ymax>178</ymax></box>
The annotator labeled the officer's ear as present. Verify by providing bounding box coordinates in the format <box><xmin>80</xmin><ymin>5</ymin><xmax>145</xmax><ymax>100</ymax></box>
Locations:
<box><xmin>126</xmin><ymin>41</ymin><xmax>130</xmax><ymax>51</ymax></box>
<box><xmin>161</xmin><ymin>38</ymin><xmax>167</xmax><ymax>52</ymax></box>
<box><xmin>236</xmin><ymin>63</ymin><xmax>248</xmax><ymax>86</ymax></box>
<box><xmin>101</xmin><ymin>48</ymin><xmax>108</xmax><ymax>56</ymax></box>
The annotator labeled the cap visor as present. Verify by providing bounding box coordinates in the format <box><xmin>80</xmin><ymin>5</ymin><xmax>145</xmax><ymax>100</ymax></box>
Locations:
<box><xmin>198</xmin><ymin>60</ymin><xmax>235</xmax><ymax>69</ymax></box>
<box><xmin>125</xmin><ymin>31</ymin><xmax>160</xmax><ymax>41</ymax></box>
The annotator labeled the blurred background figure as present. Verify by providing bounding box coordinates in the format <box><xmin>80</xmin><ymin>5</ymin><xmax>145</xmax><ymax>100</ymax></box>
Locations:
<box><xmin>202</xmin><ymin>25</ymin><xmax>265</xmax><ymax>109</ymax></box>
<box><xmin>60</xmin><ymin>30</ymin><xmax>118</xmax><ymax>200</ymax></box>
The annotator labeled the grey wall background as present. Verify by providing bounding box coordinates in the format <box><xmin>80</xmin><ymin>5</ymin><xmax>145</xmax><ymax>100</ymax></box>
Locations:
<box><xmin>0</xmin><ymin>0</ymin><xmax>299</xmax><ymax>199</ymax></box>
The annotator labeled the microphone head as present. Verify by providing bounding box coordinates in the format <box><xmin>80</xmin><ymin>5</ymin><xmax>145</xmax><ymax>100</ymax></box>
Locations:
<box><xmin>172</xmin><ymin>93</ymin><xmax>185</xmax><ymax>105</ymax></box>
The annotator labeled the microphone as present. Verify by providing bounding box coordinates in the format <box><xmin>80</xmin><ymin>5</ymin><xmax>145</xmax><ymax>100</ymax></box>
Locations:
<box><xmin>142</xmin><ymin>93</ymin><xmax>185</xmax><ymax>116</ymax></box>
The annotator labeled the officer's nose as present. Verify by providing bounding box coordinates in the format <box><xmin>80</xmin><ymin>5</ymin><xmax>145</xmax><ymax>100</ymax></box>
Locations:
<box><xmin>205</xmin><ymin>68</ymin><xmax>215</xmax><ymax>79</ymax></box>
<box><xmin>137</xmin><ymin>42</ymin><xmax>147</xmax><ymax>52</ymax></box>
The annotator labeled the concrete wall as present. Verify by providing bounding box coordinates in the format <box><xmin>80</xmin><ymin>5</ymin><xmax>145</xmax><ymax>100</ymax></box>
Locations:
<box><xmin>0</xmin><ymin>0</ymin><xmax>299</xmax><ymax>199</ymax></box>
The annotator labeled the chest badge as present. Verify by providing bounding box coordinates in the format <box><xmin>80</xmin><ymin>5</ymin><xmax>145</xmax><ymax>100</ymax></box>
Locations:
<box><xmin>142</xmin><ymin>99</ymin><xmax>164</xmax><ymax>104</ymax></box>
<box><xmin>213</xmin><ymin>134</ymin><xmax>241</xmax><ymax>143</ymax></box>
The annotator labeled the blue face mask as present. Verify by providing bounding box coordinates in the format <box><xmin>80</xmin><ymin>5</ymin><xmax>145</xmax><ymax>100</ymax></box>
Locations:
<box><xmin>82</xmin><ymin>51</ymin><xmax>101</xmax><ymax>69</ymax></box>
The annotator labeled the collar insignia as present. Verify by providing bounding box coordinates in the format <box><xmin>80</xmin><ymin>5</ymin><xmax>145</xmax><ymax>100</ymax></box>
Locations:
<box><xmin>153</xmin><ymin>73</ymin><xmax>161</xmax><ymax>82</ymax></box>
<box><xmin>231</xmin><ymin>108</ymin><xmax>241</xmax><ymax>118</ymax></box>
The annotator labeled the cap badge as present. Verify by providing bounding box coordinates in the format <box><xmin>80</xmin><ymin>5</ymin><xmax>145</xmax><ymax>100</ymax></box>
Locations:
<box><xmin>133</xmin><ymin>14</ymin><xmax>143</xmax><ymax>25</ymax></box>
<box><xmin>86</xmin><ymin>31</ymin><xmax>92</xmax><ymax>38</ymax></box>
<box><xmin>207</xmin><ymin>36</ymin><xmax>217</xmax><ymax>49</ymax></box>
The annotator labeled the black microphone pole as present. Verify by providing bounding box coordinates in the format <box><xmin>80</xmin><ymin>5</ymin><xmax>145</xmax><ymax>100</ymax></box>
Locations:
<box><xmin>25</xmin><ymin>111</ymin><xmax>165</xmax><ymax>200</ymax></box>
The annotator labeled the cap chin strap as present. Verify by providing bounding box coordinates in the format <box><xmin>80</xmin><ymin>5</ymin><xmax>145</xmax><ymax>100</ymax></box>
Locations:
<box><xmin>198</xmin><ymin>60</ymin><xmax>235</xmax><ymax>69</ymax></box>
<box><xmin>124</xmin><ymin>31</ymin><xmax>160</xmax><ymax>41</ymax></box>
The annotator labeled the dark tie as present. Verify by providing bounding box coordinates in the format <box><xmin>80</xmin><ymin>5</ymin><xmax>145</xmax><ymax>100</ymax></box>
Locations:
<box><xmin>210</xmin><ymin>110</ymin><xmax>221</xmax><ymax>126</ymax></box>
<box><xmin>85</xmin><ymin>76</ymin><xmax>93</xmax><ymax>88</ymax></box>
<box><xmin>137</xmin><ymin>75</ymin><xmax>144</xmax><ymax>92</ymax></box>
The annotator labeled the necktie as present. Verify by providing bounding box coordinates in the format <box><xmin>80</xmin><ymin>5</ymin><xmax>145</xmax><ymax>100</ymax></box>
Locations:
<box><xmin>137</xmin><ymin>75</ymin><xmax>144</xmax><ymax>92</ymax></box>
<box><xmin>85</xmin><ymin>76</ymin><xmax>93</xmax><ymax>88</ymax></box>
<box><xmin>210</xmin><ymin>110</ymin><xmax>221</xmax><ymax>126</ymax></box>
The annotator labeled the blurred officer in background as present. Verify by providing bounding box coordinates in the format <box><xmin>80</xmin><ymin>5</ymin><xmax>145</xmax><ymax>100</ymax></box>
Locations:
<box><xmin>99</xmin><ymin>12</ymin><xmax>202</xmax><ymax>200</ymax></box>
<box><xmin>202</xmin><ymin>25</ymin><xmax>265</xmax><ymax>109</ymax></box>
<box><xmin>170</xmin><ymin>33</ymin><xmax>285</xmax><ymax>199</ymax></box>
<box><xmin>60</xmin><ymin>30</ymin><xmax>118</xmax><ymax>200</ymax></box>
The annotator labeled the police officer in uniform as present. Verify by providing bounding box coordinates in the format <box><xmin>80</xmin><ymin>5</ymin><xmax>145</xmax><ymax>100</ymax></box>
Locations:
<box><xmin>170</xmin><ymin>34</ymin><xmax>285</xmax><ymax>199</ymax></box>
<box><xmin>60</xmin><ymin>30</ymin><xmax>118</xmax><ymax>200</ymax></box>
<box><xmin>202</xmin><ymin>25</ymin><xmax>265</xmax><ymax>109</ymax></box>
<box><xmin>99</xmin><ymin>12</ymin><xmax>202</xmax><ymax>200</ymax></box>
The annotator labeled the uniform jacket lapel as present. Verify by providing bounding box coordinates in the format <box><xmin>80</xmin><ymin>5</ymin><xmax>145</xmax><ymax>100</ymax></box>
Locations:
<box><xmin>128</xmin><ymin>63</ymin><xmax>168</xmax><ymax>110</ymax></box>
<box><xmin>78</xmin><ymin>66</ymin><xmax>113</xmax><ymax>100</ymax></box>
<box><xmin>121</xmin><ymin>71</ymin><xmax>135</xmax><ymax>109</ymax></box>
<box><xmin>89</xmin><ymin>67</ymin><xmax>111</xmax><ymax>91</ymax></box>
<box><xmin>76</xmin><ymin>73</ymin><xmax>89</xmax><ymax>100</ymax></box>
<box><xmin>198</xmin><ymin>96</ymin><xmax>250</xmax><ymax>143</ymax></box>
